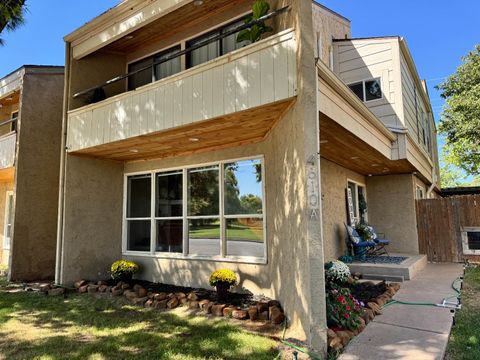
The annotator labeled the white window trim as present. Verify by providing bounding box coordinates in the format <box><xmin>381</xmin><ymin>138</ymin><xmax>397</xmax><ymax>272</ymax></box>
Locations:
<box><xmin>415</xmin><ymin>185</ymin><xmax>425</xmax><ymax>199</ymax></box>
<box><xmin>3</xmin><ymin>191</ymin><xmax>13</xmax><ymax>250</ymax></box>
<box><xmin>347</xmin><ymin>179</ymin><xmax>367</xmax><ymax>223</ymax></box>
<box><xmin>122</xmin><ymin>155</ymin><xmax>267</xmax><ymax>265</ymax></box>
<box><xmin>347</xmin><ymin>77</ymin><xmax>383</xmax><ymax>103</ymax></box>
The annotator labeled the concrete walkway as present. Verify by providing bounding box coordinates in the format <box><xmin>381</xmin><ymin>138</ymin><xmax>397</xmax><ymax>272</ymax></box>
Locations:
<box><xmin>339</xmin><ymin>263</ymin><xmax>463</xmax><ymax>360</ymax></box>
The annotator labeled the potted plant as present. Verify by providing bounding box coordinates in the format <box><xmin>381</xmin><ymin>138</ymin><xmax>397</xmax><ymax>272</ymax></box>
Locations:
<box><xmin>236</xmin><ymin>0</ymin><xmax>273</xmax><ymax>44</ymax></box>
<box><xmin>209</xmin><ymin>269</ymin><xmax>238</xmax><ymax>302</ymax></box>
<box><xmin>110</xmin><ymin>260</ymin><xmax>139</xmax><ymax>283</ymax></box>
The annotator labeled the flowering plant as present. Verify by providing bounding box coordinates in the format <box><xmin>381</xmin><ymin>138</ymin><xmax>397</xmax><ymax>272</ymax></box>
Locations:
<box><xmin>355</xmin><ymin>223</ymin><xmax>374</xmax><ymax>241</ymax></box>
<box><xmin>325</xmin><ymin>260</ymin><xmax>351</xmax><ymax>286</ymax></box>
<box><xmin>209</xmin><ymin>269</ymin><xmax>238</xmax><ymax>287</ymax></box>
<box><xmin>326</xmin><ymin>287</ymin><xmax>364</xmax><ymax>330</ymax></box>
<box><xmin>110</xmin><ymin>260</ymin><xmax>139</xmax><ymax>281</ymax></box>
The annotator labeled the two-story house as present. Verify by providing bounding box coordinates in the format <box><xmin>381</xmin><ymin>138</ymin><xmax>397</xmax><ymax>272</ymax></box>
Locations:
<box><xmin>0</xmin><ymin>65</ymin><xmax>64</xmax><ymax>280</ymax></box>
<box><xmin>55</xmin><ymin>0</ymin><xmax>439</xmax><ymax>351</ymax></box>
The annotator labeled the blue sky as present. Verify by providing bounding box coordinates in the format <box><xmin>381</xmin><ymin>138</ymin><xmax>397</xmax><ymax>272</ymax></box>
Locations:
<box><xmin>1</xmin><ymin>0</ymin><xmax>479</xmax><ymax>167</ymax></box>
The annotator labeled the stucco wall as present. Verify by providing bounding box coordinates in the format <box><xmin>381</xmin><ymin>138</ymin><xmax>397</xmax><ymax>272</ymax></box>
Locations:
<box><xmin>366</xmin><ymin>174</ymin><xmax>419</xmax><ymax>254</ymax></box>
<box><xmin>9</xmin><ymin>72</ymin><xmax>64</xmax><ymax>281</ymax></box>
<box><xmin>320</xmin><ymin>158</ymin><xmax>365</xmax><ymax>261</ymax></box>
<box><xmin>61</xmin><ymin>155</ymin><xmax>124</xmax><ymax>284</ymax></box>
<box><xmin>0</xmin><ymin>180</ymin><xmax>14</xmax><ymax>266</ymax></box>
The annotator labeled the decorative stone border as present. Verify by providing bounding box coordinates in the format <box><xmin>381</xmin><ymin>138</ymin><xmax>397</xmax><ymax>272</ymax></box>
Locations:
<box><xmin>72</xmin><ymin>279</ymin><xmax>286</xmax><ymax>325</ymax></box>
<box><xmin>327</xmin><ymin>282</ymin><xmax>401</xmax><ymax>352</ymax></box>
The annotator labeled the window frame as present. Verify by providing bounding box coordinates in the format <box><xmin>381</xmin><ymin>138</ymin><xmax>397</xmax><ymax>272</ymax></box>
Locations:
<box><xmin>122</xmin><ymin>155</ymin><xmax>267</xmax><ymax>264</ymax></box>
<box><xmin>347</xmin><ymin>77</ymin><xmax>383</xmax><ymax>103</ymax></box>
<box><xmin>3</xmin><ymin>190</ymin><xmax>14</xmax><ymax>250</ymax></box>
<box><xmin>347</xmin><ymin>179</ymin><xmax>367</xmax><ymax>224</ymax></box>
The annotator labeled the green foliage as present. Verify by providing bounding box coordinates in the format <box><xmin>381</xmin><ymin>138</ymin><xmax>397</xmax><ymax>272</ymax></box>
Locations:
<box><xmin>236</xmin><ymin>0</ymin><xmax>273</xmax><ymax>43</ymax></box>
<box><xmin>209</xmin><ymin>269</ymin><xmax>238</xmax><ymax>287</ymax></box>
<box><xmin>355</xmin><ymin>223</ymin><xmax>374</xmax><ymax>241</ymax></box>
<box><xmin>239</xmin><ymin>194</ymin><xmax>262</xmax><ymax>214</ymax></box>
<box><xmin>0</xmin><ymin>0</ymin><xmax>27</xmax><ymax>46</ymax></box>
<box><xmin>438</xmin><ymin>45</ymin><xmax>480</xmax><ymax>175</ymax></box>
<box><xmin>440</xmin><ymin>161</ymin><xmax>466</xmax><ymax>188</ymax></box>
<box><xmin>325</xmin><ymin>260</ymin><xmax>351</xmax><ymax>287</ymax></box>
<box><xmin>110</xmin><ymin>260</ymin><xmax>139</xmax><ymax>281</ymax></box>
<box><xmin>326</xmin><ymin>287</ymin><xmax>363</xmax><ymax>330</ymax></box>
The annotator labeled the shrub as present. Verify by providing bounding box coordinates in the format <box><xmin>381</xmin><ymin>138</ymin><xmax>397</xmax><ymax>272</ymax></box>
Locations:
<box><xmin>111</xmin><ymin>260</ymin><xmax>139</xmax><ymax>281</ymax></box>
<box><xmin>325</xmin><ymin>260</ymin><xmax>351</xmax><ymax>286</ymax></box>
<box><xmin>326</xmin><ymin>287</ymin><xmax>364</xmax><ymax>330</ymax></box>
<box><xmin>209</xmin><ymin>269</ymin><xmax>238</xmax><ymax>287</ymax></box>
<box><xmin>355</xmin><ymin>223</ymin><xmax>374</xmax><ymax>241</ymax></box>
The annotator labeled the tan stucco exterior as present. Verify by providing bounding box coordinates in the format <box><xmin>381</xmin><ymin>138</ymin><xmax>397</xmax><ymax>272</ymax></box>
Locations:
<box><xmin>0</xmin><ymin>66</ymin><xmax>64</xmax><ymax>281</ymax></box>
<box><xmin>0</xmin><ymin>180</ymin><xmax>14</xmax><ymax>266</ymax></box>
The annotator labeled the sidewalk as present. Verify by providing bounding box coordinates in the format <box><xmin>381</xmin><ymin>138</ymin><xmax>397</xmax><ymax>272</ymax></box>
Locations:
<box><xmin>339</xmin><ymin>263</ymin><xmax>463</xmax><ymax>360</ymax></box>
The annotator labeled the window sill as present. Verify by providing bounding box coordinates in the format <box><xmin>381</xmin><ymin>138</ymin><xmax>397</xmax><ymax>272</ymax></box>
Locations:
<box><xmin>122</xmin><ymin>251</ymin><xmax>267</xmax><ymax>265</ymax></box>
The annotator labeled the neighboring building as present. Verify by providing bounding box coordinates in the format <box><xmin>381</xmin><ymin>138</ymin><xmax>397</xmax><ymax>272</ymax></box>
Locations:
<box><xmin>56</xmin><ymin>0</ymin><xmax>439</xmax><ymax>351</ymax></box>
<box><xmin>0</xmin><ymin>66</ymin><xmax>64</xmax><ymax>280</ymax></box>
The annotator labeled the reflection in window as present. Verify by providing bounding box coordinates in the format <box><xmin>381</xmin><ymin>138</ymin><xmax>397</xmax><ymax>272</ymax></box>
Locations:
<box><xmin>127</xmin><ymin>220</ymin><xmax>151</xmax><ymax>252</ymax></box>
<box><xmin>156</xmin><ymin>219</ymin><xmax>183</xmax><ymax>253</ymax></box>
<box><xmin>348</xmin><ymin>78</ymin><xmax>382</xmax><ymax>102</ymax></box>
<box><xmin>188</xmin><ymin>220</ymin><xmax>221</xmax><ymax>256</ymax></box>
<box><xmin>226</xmin><ymin>218</ymin><xmax>264</xmax><ymax>257</ymax></box>
<box><xmin>188</xmin><ymin>166</ymin><xmax>219</xmax><ymax>216</ymax></box>
<box><xmin>156</xmin><ymin>171</ymin><xmax>183</xmax><ymax>217</ymax></box>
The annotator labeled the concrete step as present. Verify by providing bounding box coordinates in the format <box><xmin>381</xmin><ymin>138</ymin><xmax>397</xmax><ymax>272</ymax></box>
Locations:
<box><xmin>362</xmin><ymin>274</ymin><xmax>405</xmax><ymax>282</ymax></box>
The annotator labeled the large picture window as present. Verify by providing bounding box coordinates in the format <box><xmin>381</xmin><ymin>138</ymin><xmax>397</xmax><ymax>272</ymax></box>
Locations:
<box><xmin>124</xmin><ymin>157</ymin><xmax>265</xmax><ymax>262</ymax></box>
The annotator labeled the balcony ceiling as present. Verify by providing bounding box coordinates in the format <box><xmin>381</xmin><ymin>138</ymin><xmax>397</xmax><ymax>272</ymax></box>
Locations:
<box><xmin>71</xmin><ymin>98</ymin><xmax>295</xmax><ymax>162</ymax></box>
<box><xmin>103</xmin><ymin>0</ymin><xmax>252</xmax><ymax>54</ymax></box>
<box><xmin>320</xmin><ymin>113</ymin><xmax>415</xmax><ymax>176</ymax></box>
<box><xmin>0</xmin><ymin>90</ymin><xmax>20</xmax><ymax>107</ymax></box>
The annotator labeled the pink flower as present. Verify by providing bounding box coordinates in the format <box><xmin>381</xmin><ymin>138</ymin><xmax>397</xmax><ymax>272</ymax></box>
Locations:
<box><xmin>346</xmin><ymin>305</ymin><xmax>351</xmax><ymax>311</ymax></box>
<box><xmin>344</xmin><ymin>313</ymin><xmax>350</xmax><ymax>319</ymax></box>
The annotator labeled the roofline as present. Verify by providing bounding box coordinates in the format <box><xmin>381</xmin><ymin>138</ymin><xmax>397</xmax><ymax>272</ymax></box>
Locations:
<box><xmin>316</xmin><ymin>60</ymin><xmax>397</xmax><ymax>142</ymax></box>
<box><xmin>1</xmin><ymin>65</ymin><xmax>64</xmax><ymax>81</ymax></box>
<box><xmin>333</xmin><ymin>36</ymin><xmax>400</xmax><ymax>42</ymax></box>
<box><xmin>312</xmin><ymin>1</ymin><xmax>350</xmax><ymax>24</ymax></box>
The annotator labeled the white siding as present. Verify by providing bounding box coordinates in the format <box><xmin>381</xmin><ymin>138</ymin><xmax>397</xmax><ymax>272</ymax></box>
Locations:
<box><xmin>333</xmin><ymin>39</ymin><xmax>401</xmax><ymax>129</ymax></box>
<box><xmin>0</xmin><ymin>132</ymin><xmax>16</xmax><ymax>169</ymax></box>
<box><xmin>67</xmin><ymin>30</ymin><xmax>297</xmax><ymax>152</ymax></box>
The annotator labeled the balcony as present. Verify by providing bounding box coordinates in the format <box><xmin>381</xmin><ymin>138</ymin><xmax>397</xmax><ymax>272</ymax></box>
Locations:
<box><xmin>66</xmin><ymin>28</ymin><xmax>297</xmax><ymax>161</ymax></box>
<box><xmin>0</xmin><ymin>131</ymin><xmax>16</xmax><ymax>181</ymax></box>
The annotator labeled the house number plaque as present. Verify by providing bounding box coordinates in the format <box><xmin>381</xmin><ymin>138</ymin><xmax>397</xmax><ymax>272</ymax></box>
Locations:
<box><xmin>307</xmin><ymin>164</ymin><xmax>319</xmax><ymax>218</ymax></box>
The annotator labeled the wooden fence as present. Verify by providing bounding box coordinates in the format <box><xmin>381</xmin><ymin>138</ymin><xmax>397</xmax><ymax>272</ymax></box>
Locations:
<box><xmin>416</xmin><ymin>195</ymin><xmax>480</xmax><ymax>262</ymax></box>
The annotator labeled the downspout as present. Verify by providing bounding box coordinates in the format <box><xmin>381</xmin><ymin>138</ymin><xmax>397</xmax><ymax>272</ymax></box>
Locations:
<box><xmin>55</xmin><ymin>41</ymin><xmax>71</xmax><ymax>285</ymax></box>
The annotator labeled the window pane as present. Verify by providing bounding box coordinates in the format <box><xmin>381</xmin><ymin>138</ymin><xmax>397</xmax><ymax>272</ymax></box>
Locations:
<box><xmin>187</xmin><ymin>31</ymin><xmax>220</xmax><ymax>68</ymax></box>
<box><xmin>127</xmin><ymin>175</ymin><xmax>151</xmax><ymax>218</ymax></box>
<box><xmin>224</xmin><ymin>159</ymin><xmax>263</xmax><ymax>215</ymax></box>
<box><xmin>348</xmin><ymin>82</ymin><xmax>364</xmax><ymax>101</ymax></box>
<box><xmin>188</xmin><ymin>166</ymin><xmax>219</xmax><ymax>216</ymax></box>
<box><xmin>188</xmin><ymin>220</ymin><xmax>220</xmax><ymax>256</ymax></box>
<box><xmin>226</xmin><ymin>218</ymin><xmax>264</xmax><ymax>257</ymax></box>
<box><xmin>154</xmin><ymin>46</ymin><xmax>181</xmax><ymax>81</ymax></box>
<box><xmin>156</xmin><ymin>171</ymin><xmax>182</xmax><ymax>217</ymax></box>
<box><xmin>127</xmin><ymin>220</ymin><xmax>151</xmax><ymax>251</ymax></box>
<box><xmin>365</xmin><ymin>79</ymin><xmax>382</xmax><ymax>101</ymax></box>
<box><xmin>128</xmin><ymin>57</ymin><xmax>153</xmax><ymax>91</ymax></box>
<box><xmin>347</xmin><ymin>182</ymin><xmax>357</xmax><ymax>218</ymax></box>
<box><xmin>156</xmin><ymin>219</ymin><xmax>183</xmax><ymax>253</ymax></box>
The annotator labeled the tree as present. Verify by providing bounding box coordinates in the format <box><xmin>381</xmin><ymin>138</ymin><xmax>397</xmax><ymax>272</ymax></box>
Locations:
<box><xmin>0</xmin><ymin>0</ymin><xmax>27</xmax><ymax>46</ymax></box>
<box><xmin>440</xmin><ymin>162</ymin><xmax>465</xmax><ymax>188</ymax></box>
<box><xmin>437</xmin><ymin>45</ymin><xmax>480</xmax><ymax>175</ymax></box>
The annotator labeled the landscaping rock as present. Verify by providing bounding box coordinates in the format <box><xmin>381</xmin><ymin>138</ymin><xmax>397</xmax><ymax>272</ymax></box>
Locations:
<box><xmin>374</xmin><ymin>296</ymin><xmax>386</xmax><ymax>307</ymax></box>
<box><xmin>124</xmin><ymin>290</ymin><xmax>137</xmax><ymax>301</ymax></box>
<box><xmin>187</xmin><ymin>292</ymin><xmax>199</xmax><ymax>301</ymax></box>
<box><xmin>39</xmin><ymin>284</ymin><xmax>51</xmax><ymax>293</ymax></box>
<box><xmin>48</xmin><ymin>288</ymin><xmax>65</xmax><ymax>296</ymax></box>
<box><xmin>176</xmin><ymin>292</ymin><xmax>187</xmax><ymax>299</ymax></box>
<box><xmin>269</xmin><ymin>306</ymin><xmax>285</xmax><ymax>325</ymax></box>
<box><xmin>211</xmin><ymin>304</ymin><xmax>226</xmax><ymax>316</ymax></box>
<box><xmin>180</xmin><ymin>298</ymin><xmax>188</xmax><ymax>305</ymax></box>
<box><xmin>98</xmin><ymin>285</ymin><xmax>108</xmax><ymax>293</ymax></box>
<box><xmin>329</xmin><ymin>336</ymin><xmax>343</xmax><ymax>351</ymax></box>
<box><xmin>154</xmin><ymin>299</ymin><xmax>168</xmax><ymax>309</ymax></box>
<box><xmin>136</xmin><ymin>287</ymin><xmax>148</xmax><ymax>298</ymax></box>
<box><xmin>111</xmin><ymin>288</ymin><xmax>123</xmax><ymax>296</ymax></box>
<box><xmin>188</xmin><ymin>301</ymin><xmax>200</xmax><ymax>309</ymax></box>
<box><xmin>223</xmin><ymin>306</ymin><xmax>236</xmax><ymax>317</ymax></box>
<box><xmin>258</xmin><ymin>310</ymin><xmax>269</xmax><ymax>320</ymax></box>
<box><xmin>248</xmin><ymin>307</ymin><xmax>258</xmax><ymax>321</ymax></box>
<box><xmin>199</xmin><ymin>300</ymin><xmax>212</xmax><ymax>314</ymax></box>
<box><xmin>257</xmin><ymin>302</ymin><xmax>269</xmax><ymax>313</ymax></box>
<box><xmin>232</xmin><ymin>309</ymin><xmax>248</xmax><ymax>320</ymax></box>
<box><xmin>133</xmin><ymin>296</ymin><xmax>148</xmax><ymax>306</ymax></box>
<box><xmin>97</xmin><ymin>280</ymin><xmax>108</xmax><ymax>286</ymax></box>
<box><xmin>79</xmin><ymin>285</ymin><xmax>89</xmax><ymax>293</ymax></box>
<box><xmin>267</xmin><ymin>300</ymin><xmax>281</xmax><ymax>308</ymax></box>
<box><xmin>74</xmin><ymin>280</ymin><xmax>87</xmax><ymax>289</ymax></box>
<box><xmin>154</xmin><ymin>293</ymin><xmax>167</xmax><ymax>301</ymax></box>
<box><xmin>335</xmin><ymin>331</ymin><xmax>353</xmax><ymax>346</ymax></box>
<box><xmin>133</xmin><ymin>284</ymin><xmax>143</xmax><ymax>292</ymax></box>
<box><xmin>390</xmin><ymin>282</ymin><xmax>401</xmax><ymax>292</ymax></box>
<box><xmin>167</xmin><ymin>297</ymin><xmax>179</xmax><ymax>309</ymax></box>
<box><xmin>367</xmin><ymin>302</ymin><xmax>382</xmax><ymax>315</ymax></box>
<box><xmin>121</xmin><ymin>283</ymin><xmax>130</xmax><ymax>290</ymax></box>
<box><xmin>87</xmin><ymin>285</ymin><xmax>99</xmax><ymax>293</ymax></box>
<box><xmin>145</xmin><ymin>299</ymin><xmax>154</xmax><ymax>307</ymax></box>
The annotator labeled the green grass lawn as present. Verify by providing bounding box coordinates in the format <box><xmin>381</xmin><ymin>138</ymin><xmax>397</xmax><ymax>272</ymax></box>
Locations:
<box><xmin>0</xmin><ymin>280</ymin><xmax>279</xmax><ymax>359</ymax></box>
<box><xmin>190</xmin><ymin>224</ymin><xmax>263</xmax><ymax>242</ymax></box>
<box><xmin>446</xmin><ymin>266</ymin><xmax>480</xmax><ymax>360</ymax></box>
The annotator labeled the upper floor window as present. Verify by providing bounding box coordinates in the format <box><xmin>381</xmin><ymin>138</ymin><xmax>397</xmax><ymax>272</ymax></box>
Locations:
<box><xmin>128</xmin><ymin>45</ymin><xmax>182</xmax><ymax>91</ymax></box>
<box><xmin>348</xmin><ymin>78</ymin><xmax>382</xmax><ymax>103</ymax></box>
<box><xmin>186</xmin><ymin>18</ymin><xmax>251</xmax><ymax>68</ymax></box>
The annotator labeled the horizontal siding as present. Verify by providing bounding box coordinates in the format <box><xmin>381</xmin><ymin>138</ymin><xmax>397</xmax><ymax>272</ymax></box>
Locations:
<box><xmin>334</xmin><ymin>40</ymin><xmax>400</xmax><ymax>129</ymax></box>
<box><xmin>0</xmin><ymin>133</ymin><xmax>16</xmax><ymax>169</ymax></box>
<box><xmin>67</xmin><ymin>30</ymin><xmax>297</xmax><ymax>152</ymax></box>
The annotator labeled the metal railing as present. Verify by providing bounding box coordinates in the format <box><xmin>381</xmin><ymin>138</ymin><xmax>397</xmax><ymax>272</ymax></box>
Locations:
<box><xmin>73</xmin><ymin>5</ymin><xmax>290</xmax><ymax>99</ymax></box>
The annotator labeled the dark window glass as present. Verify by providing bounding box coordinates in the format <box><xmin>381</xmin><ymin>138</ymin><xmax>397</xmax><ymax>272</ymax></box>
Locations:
<box><xmin>188</xmin><ymin>166</ymin><xmax>219</xmax><ymax>216</ymax></box>
<box><xmin>128</xmin><ymin>57</ymin><xmax>153</xmax><ymax>91</ymax></box>
<box><xmin>467</xmin><ymin>232</ymin><xmax>480</xmax><ymax>250</ymax></box>
<box><xmin>154</xmin><ymin>46</ymin><xmax>182</xmax><ymax>81</ymax></box>
<box><xmin>127</xmin><ymin>174</ymin><xmax>151</xmax><ymax>218</ymax></box>
<box><xmin>348</xmin><ymin>82</ymin><xmax>364</xmax><ymax>101</ymax></box>
<box><xmin>127</xmin><ymin>220</ymin><xmax>151</xmax><ymax>251</ymax></box>
<box><xmin>10</xmin><ymin>112</ymin><xmax>18</xmax><ymax>132</ymax></box>
<box><xmin>156</xmin><ymin>219</ymin><xmax>183</xmax><ymax>253</ymax></box>
<box><xmin>365</xmin><ymin>79</ymin><xmax>382</xmax><ymax>101</ymax></box>
<box><xmin>156</xmin><ymin>171</ymin><xmax>183</xmax><ymax>217</ymax></box>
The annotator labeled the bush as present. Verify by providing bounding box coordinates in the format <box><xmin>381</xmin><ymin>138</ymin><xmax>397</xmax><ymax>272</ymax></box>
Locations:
<box><xmin>326</xmin><ymin>287</ymin><xmax>364</xmax><ymax>330</ymax></box>
<box><xmin>325</xmin><ymin>260</ymin><xmax>351</xmax><ymax>286</ymax></box>
<box><xmin>355</xmin><ymin>223</ymin><xmax>374</xmax><ymax>241</ymax></box>
<box><xmin>209</xmin><ymin>269</ymin><xmax>238</xmax><ymax>287</ymax></box>
<box><xmin>111</xmin><ymin>260</ymin><xmax>139</xmax><ymax>281</ymax></box>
